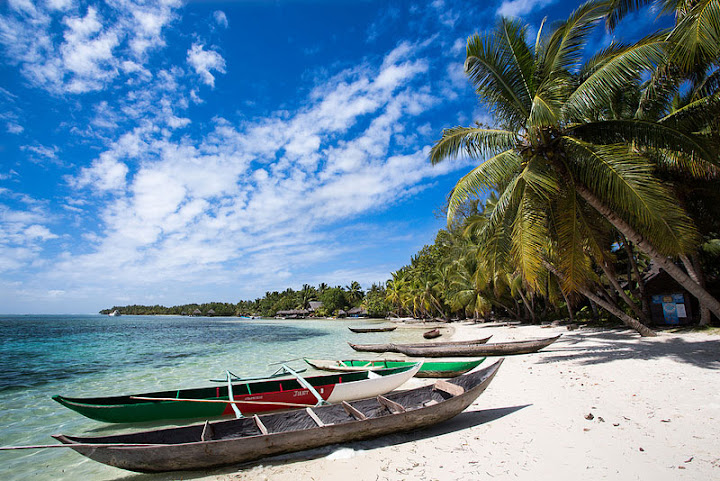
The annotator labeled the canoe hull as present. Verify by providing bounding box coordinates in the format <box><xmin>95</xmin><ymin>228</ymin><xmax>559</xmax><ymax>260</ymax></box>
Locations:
<box><xmin>53</xmin><ymin>364</ymin><xmax>420</xmax><ymax>423</ymax></box>
<box><xmin>348</xmin><ymin>326</ymin><xmax>397</xmax><ymax>333</ymax></box>
<box><xmin>349</xmin><ymin>336</ymin><xmax>492</xmax><ymax>353</ymax></box>
<box><xmin>395</xmin><ymin>335</ymin><xmax>562</xmax><ymax>357</ymax></box>
<box><xmin>304</xmin><ymin>358</ymin><xmax>486</xmax><ymax>378</ymax></box>
<box><xmin>54</xmin><ymin>361</ymin><xmax>503</xmax><ymax>472</ymax></box>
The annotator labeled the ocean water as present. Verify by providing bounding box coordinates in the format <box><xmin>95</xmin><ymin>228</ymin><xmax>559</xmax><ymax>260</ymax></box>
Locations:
<box><xmin>0</xmin><ymin>315</ymin><xmax>421</xmax><ymax>481</ymax></box>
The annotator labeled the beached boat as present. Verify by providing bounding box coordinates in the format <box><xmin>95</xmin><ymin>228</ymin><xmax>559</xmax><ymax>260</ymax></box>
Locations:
<box><xmin>393</xmin><ymin>335</ymin><xmax>562</xmax><ymax>357</ymax></box>
<box><xmin>52</xmin><ymin>364</ymin><xmax>421</xmax><ymax>424</ymax></box>
<box><xmin>349</xmin><ymin>336</ymin><xmax>492</xmax><ymax>353</ymax></box>
<box><xmin>423</xmin><ymin>328</ymin><xmax>441</xmax><ymax>339</ymax></box>
<box><xmin>348</xmin><ymin>325</ymin><xmax>397</xmax><ymax>333</ymax></box>
<box><xmin>304</xmin><ymin>358</ymin><xmax>485</xmax><ymax>378</ymax></box>
<box><xmin>51</xmin><ymin>360</ymin><xmax>503</xmax><ymax>472</ymax></box>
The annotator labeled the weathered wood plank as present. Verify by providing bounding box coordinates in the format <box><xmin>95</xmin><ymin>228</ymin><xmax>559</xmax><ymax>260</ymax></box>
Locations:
<box><xmin>342</xmin><ymin>401</ymin><xmax>367</xmax><ymax>420</ymax></box>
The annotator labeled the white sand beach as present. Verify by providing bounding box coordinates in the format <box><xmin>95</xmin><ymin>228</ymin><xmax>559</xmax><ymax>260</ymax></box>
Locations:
<box><xmin>198</xmin><ymin>323</ymin><xmax>720</xmax><ymax>481</ymax></box>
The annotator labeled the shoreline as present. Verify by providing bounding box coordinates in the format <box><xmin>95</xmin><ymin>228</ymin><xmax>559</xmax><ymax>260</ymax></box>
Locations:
<box><xmin>195</xmin><ymin>322</ymin><xmax>720</xmax><ymax>481</ymax></box>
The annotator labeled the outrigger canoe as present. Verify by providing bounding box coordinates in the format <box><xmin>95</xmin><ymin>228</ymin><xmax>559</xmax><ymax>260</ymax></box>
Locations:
<box><xmin>348</xmin><ymin>325</ymin><xmax>397</xmax><ymax>333</ymax></box>
<box><xmin>50</xmin><ymin>361</ymin><xmax>503</xmax><ymax>472</ymax></box>
<box><xmin>349</xmin><ymin>335</ymin><xmax>492</xmax><ymax>353</ymax></box>
<box><xmin>393</xmin><ymin>335</ymin><xmax>562</xmax><ymax>357</ymax></box>
<box><xmin>52</xmin><ymin>364</ymin><xmax>421</xmax><ymax>424</ymax></box>
<box><xmin>304</xmin><ymin>358</ymin><xmax>485</xmax><ymax>378</ymax></box>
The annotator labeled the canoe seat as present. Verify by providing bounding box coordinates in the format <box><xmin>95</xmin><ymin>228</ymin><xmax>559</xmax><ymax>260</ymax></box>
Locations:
<box><xmin>377</xmin><ymin>395</ymin><xmax>405</xmax><ymax>414</ymax></box>
<box><xmin>254</xmin><ymin>415</ymin><xmax>269</xmax><ymax>435</ymax></box>
<box><xmin>342</xmin><ymin>401</ymin><xmax>367</xmax><ymax>421</ymax></box>
<box><xmin>201</xmin><ymin>420</ymin><xmax>214</xmax><ymax>441</ymax></box>
<box><xmin>433</xmin><ymin>380</ymin><xmax>464</xmax><ymax>397</ymax></box>
<box><xmin>306</xmin><ymin>407</ymin><xmax>330</xmax><ymax>427</ymax></box>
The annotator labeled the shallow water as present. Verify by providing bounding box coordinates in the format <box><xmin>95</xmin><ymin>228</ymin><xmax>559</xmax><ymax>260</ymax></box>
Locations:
<box><xmin>0</xmin><ymin>315</ymin><xmax>422</xmax><ymax>481</ymax></box>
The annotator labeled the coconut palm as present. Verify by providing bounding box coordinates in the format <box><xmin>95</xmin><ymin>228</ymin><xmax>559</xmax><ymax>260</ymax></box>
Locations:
<box><xmin>430</xmin><ymin>1</ymin><xmax>720</xmax><ymax>333</ymax></box>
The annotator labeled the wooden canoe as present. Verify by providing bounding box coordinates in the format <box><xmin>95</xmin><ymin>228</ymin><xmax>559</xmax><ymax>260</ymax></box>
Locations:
<box><xmin>348</xmin><ymin>335</ymin><xmax>492</xmax><ymax>353</ymax></box>
<box><xmin>304</xmin><ymin>358</ymin><xmax>486</xmax><ymax>378</ymax></box>
<box><xmin>348</xmin><ymin>325</ymin><xmax>397</xmax><ymax>333</ymax></box>
<box><xmin>393</xmin><ymin>335</ymin><xmax>562</xmax><ymax>357</ymax></box>
<box><xmin>52</xmin><ymin>360</ymin><xmax>503</xmax><ymax>472</ymax></box>
<box><xmin>52</xmin><ymin>364</ymin><xmax>420</xmax><ymax>424</ymax></box>
<box><xmin>423</xmin><ymin>328</ymin><xmax>441</xmax><ymax>339</ymax></box>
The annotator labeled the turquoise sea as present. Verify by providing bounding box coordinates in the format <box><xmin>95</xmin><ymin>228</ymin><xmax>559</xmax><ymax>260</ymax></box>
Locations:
<box><xmin>0</xmin><ymin>315</ymin><xmax>421</xmax><ymax>481</ymax></box>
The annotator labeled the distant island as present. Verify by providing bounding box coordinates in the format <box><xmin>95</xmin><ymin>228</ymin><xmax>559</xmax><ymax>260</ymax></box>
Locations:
<box><xmin>100</xmin><ymin>282</ymin><xmax>389</xmax><ymax>319</ymax></box>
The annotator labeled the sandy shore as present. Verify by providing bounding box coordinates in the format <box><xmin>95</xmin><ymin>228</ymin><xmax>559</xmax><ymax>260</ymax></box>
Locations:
<box><xmin>190</xmin><ymin>323</ymin><xmax>720</xmax><ymax>481</ymax></box>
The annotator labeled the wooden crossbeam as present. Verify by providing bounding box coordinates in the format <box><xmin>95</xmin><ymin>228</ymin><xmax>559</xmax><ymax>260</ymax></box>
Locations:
<box><xmin>377</xmin><ymin>395</ymin><xmax>405</xmax><ymax>414</ymax></box>
<box><xmin>201</xmin><ymin>420</ymin><xmax>214</xmax><ymax>441</ymax></box>
<box><xmin>306</xmin><ymin>407</ymin><xmax>325</xmax><ymax>427</ymax></box>
<box><xmin>254</xmin><ymin>415</ymin><xmax>269</xmax><ymax>435</ymax></box>
<box><xmin>342</xmin><ymin>401</ymin><xmax>367</xmax><ymax>420</ymax></box>
<box><xmin>433</xmin><ymin>380</ymin><xmax>465</xmax><ymax>396</ymax></box>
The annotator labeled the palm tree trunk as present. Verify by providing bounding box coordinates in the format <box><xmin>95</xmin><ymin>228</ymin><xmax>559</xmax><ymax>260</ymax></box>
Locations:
<box><xmin>575</xmin><ymin>184</ymin><xmax>720</xmax><ymax>321</ymax></box>
<box><xmin>598</xmin><ymin>260</ymin><xmax>650</xmax><ymax>324</ymax></box>
<box><xmin>561</xmin><ymin>288</ymin><xmax>575</xmax><ymax>323</ymax></box>
<box><xmin>517</xmin><ymin>289</ymin><xmax>537</xmax><ymax>323</ymax></box>
<box><xmin>689</xmin><ymin>253</ymin><xmax>712</xmax><ymax>325</ymax></box>
<box><xmin>544</xmin><ymin>260</ymin><xmax>657</xmax><ymax>336</ymax></box>
<box><xmin>623</xmin><ymin>239</ymin><xmax>651</xmax><ymax>319</ymax></box>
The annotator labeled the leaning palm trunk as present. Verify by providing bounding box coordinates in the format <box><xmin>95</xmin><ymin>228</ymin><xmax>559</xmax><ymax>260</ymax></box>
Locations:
<box><xmin>576</xmin><ymin>184</ymin><xmax>720</xmax><ymax>320</ymax></box>
<box><xmin>544</xmin><ymin>261</ymin><xmax>657</xmax><ymax>336</ymax></box>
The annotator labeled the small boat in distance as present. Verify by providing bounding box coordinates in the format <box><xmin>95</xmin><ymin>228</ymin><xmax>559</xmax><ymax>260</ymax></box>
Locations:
<box><xmin>53</xmin><ymin>364</ymin><xmax>421</xmax><ymax>424</ymax></box>
<box><xmin>304</xmin><ymin>358</ymin><xmax>485</xmax><ymax>378</ymax></box>
<box><xmin>349</xmin><ymin>336</ymin><xmax>492</xmax><ymax>353</ymax></box>
<box><xmin>51</xmin><ymin>361</ymin><xmax>504</xmax><ymax>473</ymax></box>
<box><xmin>423</xmin><ymin>328</ymin><xmax>441</xmax><ymax>339</ymax></box>
<box><xmin>393</xmin><ymin>335</ymin><xmax>562</xmax><ymax>357</ymax></box>
<box><xmin>108</xmin><ymin>310</ymin><xmax>120</xmax><ymax>317</ymax></box>
<box><xmin>348</xmin><ymin>325</ymin><xmax>397</xmax><ymax>333</ymax></box>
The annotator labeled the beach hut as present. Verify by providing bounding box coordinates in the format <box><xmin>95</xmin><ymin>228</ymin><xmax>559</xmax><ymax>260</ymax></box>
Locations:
<box><xmin>207</xmin><ymin>309</ymin><xmax>216</xmax><ymax>317</ymax></box>
<box><xmin>347</xmin><ymin>307</ymin><xmax>368</xmax><ymax>318</ymax></box>
<box><xmin>191</xmin><ymin>308</ymin><xmax>202</xmax><ymax>316</ymax></box>
<box><xmin>643</xmin><ymin>265</ymin><xmax>694</xmax><ymax>325</ymax></box>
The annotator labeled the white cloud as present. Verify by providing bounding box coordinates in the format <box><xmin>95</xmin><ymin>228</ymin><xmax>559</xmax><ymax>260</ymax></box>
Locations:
<box><xmin>496</xmin><ymin>0</ymin><xmax>556</xmax><ymax>17</ymax></box>
<box><xmin>187</xmin><ymin>43</ymin><xmax>226</xmax><ymax>87</ymax></box>
<box><xmin>213</xmin><ymin>10</ymin><xmax>228</xmax><ymax>28</ymax></box>
<box><xmin>48</xmin><ymin>39</ymin><xmax>468</xmax><ymax>294</ymax></box>
<box><xmin>0</xmin><ymin>0</ymin><xmax>181</xmax><ymax>94</ymax></box>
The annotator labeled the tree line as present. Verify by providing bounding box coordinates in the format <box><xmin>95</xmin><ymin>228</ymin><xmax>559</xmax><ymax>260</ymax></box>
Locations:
<box><xmin>100</xmin><ymin>282</ymin><xmax>391</xmax><ymax>318</ymax></box>
<box><xmin>383</xmin><ymin>0</ymin><xmax>720</xmax><ymax>336</ymax></box>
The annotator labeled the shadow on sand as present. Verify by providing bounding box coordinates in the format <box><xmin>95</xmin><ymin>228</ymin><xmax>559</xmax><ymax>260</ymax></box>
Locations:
<box><xmin>537</xmin><ymin>329</ymin><xmax>720</xmax><ymax>369</ymax></box>
<box><xmin>113</xmin><ymin>404</ymin><xmax>529</xmax><ymax>481</ymax></box>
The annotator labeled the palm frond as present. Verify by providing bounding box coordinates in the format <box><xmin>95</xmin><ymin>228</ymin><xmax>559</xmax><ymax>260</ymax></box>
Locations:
<box><xmin>667</xmin><ymin>0</ymin><xmax>720</xmax><ymax>71</ymax></box>
<box><xmin>604</xmin><ymin>0</ymin><xmax>655</xmax><ymax>31</ymax></box>
<box><xmin>561</xmin><ymin>136</ymin><xmax>699</xmax><ymax>255</ymax></box>
<box><xmin>447</xmin><ymin>149</ymin><xmax>522</xmax><ymax>222</ymax></box>
<box><xmin>563</xmin><ymin>34</ymin><xmax>667</xmax><ymax>121</ymax></box>
<box><xmin>511</xmin><ymin>186</ymin><xmax>550</xmax><ymax>290</ymax></box>
<box><xmin>552</xmin><ymin>189</ymin><xmax>594</xmax><ymax>292</ymax></box>
<box><xmin>465</xmin><ymin>31</ymin><xmax>532</xmax><ymax>130</ymax></box>
<box><xmin>568</xmin><ymin>118</ymin><xmax>719</xmax><ymax>164</ymax></box>
<box><xmin>539</xmin><ymin>0</ymin><xmax>611</xmax><ymax>78</ymax></box>
<box><xmin>430</xmin><ymin>127</ymin><xmax>518</xmax><ymax>165</ymax></box>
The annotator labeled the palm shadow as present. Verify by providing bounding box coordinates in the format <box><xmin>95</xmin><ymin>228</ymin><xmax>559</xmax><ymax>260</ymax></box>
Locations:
<box><xmin>537</xmin><ymin>329</ymin><xmax>720</xmax><ymax>369</ymax></box>
<box><xmin>113</xmin><ymin>404</ymin><xmax>529</xmax><ymax>481</ymax></box>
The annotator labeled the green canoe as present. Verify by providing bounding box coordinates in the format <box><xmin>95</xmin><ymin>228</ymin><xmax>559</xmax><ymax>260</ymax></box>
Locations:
<box><xmin>304</xmin><ymin>358</ymin><xmax>485</xmax><ymax>378</ymax></box>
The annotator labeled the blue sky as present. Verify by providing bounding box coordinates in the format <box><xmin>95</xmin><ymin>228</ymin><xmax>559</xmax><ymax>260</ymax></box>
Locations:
<box><xmin>0</xmin><ymin>0</ymin><xmax>663</xmax><ymax>314</ymax></box>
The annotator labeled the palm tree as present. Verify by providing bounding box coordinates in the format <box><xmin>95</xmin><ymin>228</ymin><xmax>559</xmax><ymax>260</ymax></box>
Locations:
<box><xmin>431</xmin><ymin>1</ymin><xmax>720</xmax><ymax>334</ymax></box>
<box><xmin>345</xmin><ymin>281</ymin><xmax>364</xmax><ymax>305</ymax></box>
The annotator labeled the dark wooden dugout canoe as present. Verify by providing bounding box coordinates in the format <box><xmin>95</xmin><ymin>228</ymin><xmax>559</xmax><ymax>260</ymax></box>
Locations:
<box><xmin>393</xmin><ymin>335</ymin><xmax>562</xmax><ymax>357</ymax></box>
<box><xmin>52</xmin><ymin>360</ymin><xmax>503</xmax><ymax>473</ymax></box>
<box><xmin>423</xmin><ymin>328</ymin><xmax>441</xmax><ymax>339</ymax></box>
<box><xmin>348</xmin><ymin>335</ymin><xmax>492</xmax><ymax>353</ymax></box>
<box><xmin>348</xmin><ymin>326</ymin><xmax>397</xmax><ymax>333</ymax></box>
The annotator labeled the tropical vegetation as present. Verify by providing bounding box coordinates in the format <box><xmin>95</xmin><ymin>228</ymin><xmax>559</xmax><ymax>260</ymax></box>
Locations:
<box><xmin>389</xmin><ymin>0</ymin><xmax>720</xmax><ymax>336</ymax></box>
